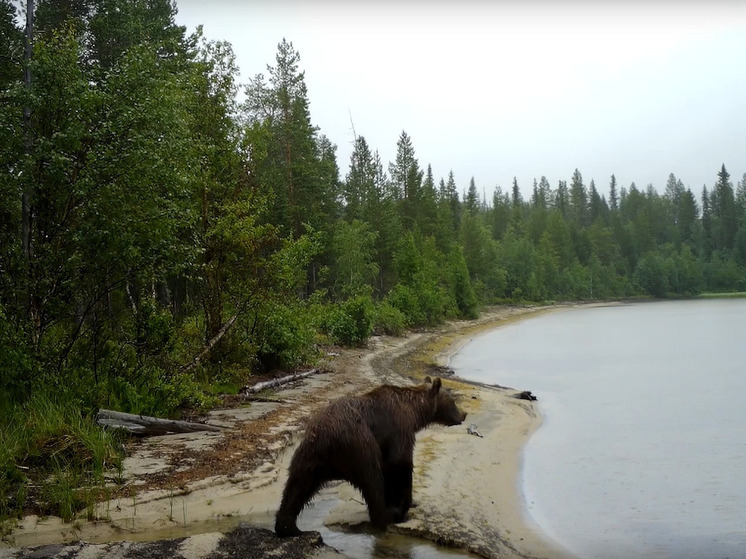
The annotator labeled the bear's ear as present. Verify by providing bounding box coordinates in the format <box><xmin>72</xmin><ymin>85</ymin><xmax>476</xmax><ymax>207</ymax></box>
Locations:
<box><xmin>430</xmin><ymin>377</ymin><xmax>442</xmax><ymax>394</ymax></box>
<box><xmin>424</xmin><ymin>376</ymin><xmax>432</xmax><ymax>384</ymax></box>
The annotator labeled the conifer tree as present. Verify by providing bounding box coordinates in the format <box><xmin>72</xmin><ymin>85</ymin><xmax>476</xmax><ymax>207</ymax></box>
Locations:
<box><xmin>419</xmin><ymin>164</ymin><xmax>438</xmax><ymax>235</ymax></box>
<box><xmin>569</xmin><ymin>168</ymin><xmax>587</xmax><ymax>227</ymax></box>
<box><xmin>711</xmin><ymin>164</ymin><xmax>737</xmax><ymax>251</ymax></box>
<box><xmin>466</xmin><ymin>177</ymin><xmax>479</xmax><ymax>216</ymax></box>
<box><xmin>491</xmin><ymin>187</ymin><xmax>511</xmax><ymax>240</ymax></box>
<box><xmin>609</xmin><ymin>174</ymin><xmax>619</xmax><ymax>212</ymax></box>
<box><xmin>389</xmin><ymin>131</ymin><xmax>422</xmax><ymax>230</ymax></box>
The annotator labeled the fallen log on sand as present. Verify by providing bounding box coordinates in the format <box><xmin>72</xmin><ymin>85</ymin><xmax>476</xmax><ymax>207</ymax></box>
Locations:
<box><xmin>240</xmin><ymin>368</ymin><xmax>321</xmax><ymax>396</ymax></box>
<box><xmin>96</xmin><ymin>409</ymin><xmax>222</xmax><ymax>435</ymax></box>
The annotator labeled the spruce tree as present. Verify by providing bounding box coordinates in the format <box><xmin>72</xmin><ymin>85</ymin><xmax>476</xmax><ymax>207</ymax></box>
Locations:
<box><xmin>609</xmin><ymin>174</ymin><xmax>619</xmax><ymax>212</ymax></box>
<box><xmin>389</xmin><ymin>131</ymin><xmax>422</xmax><ymax>230</ymax></box>
<box><xmin>711</xmin><ymin>164</ymin><xmax>737</xmax><ymax>251</ymax></box>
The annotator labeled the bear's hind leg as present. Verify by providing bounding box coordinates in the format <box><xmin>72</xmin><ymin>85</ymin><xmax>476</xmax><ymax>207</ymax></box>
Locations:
<box><xmin>275</xmin><ymin>444</ymin><xmax>326</xmax><ymax>537</ymax></box>
<box><xmin>275</xmin><ymin>471</ymin><xmax>325</xmax><ymax>537</ymax></box>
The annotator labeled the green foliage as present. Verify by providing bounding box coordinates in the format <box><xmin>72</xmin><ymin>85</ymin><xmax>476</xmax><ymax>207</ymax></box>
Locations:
<box><xmin>446</xmin><ymin>246</ymin><xmax>479</xmax><ymax>319</ymax></box>
<box><xmin>0</xmin><ymin>394</ymin><xmax>123</xmax><ymax>522</ymax></box>
<box><xmin>634</xmin><ymin>252</ymin><xmax>670</xmax><ymax>298</ymax></box>
<box><xmin>388</xmin><ymin>233</ymin><xmax>457</xmax><ymax>327</ymax></box>
<box><xmin>330</xmin><ymin>220</ymin><xmax>379</xmax><ymax>298</ymax></box>
<box><xmin>371</xmin><ymin>300</ymin><xmax>407</xmax><ymax>336</ymax></box>
<box><xmin>250</xmin><ymin>300</ymin><xmax>319</xmax><ymax>372</ymax></box>
<box><xmin>325</xmin><ymin>295</ymin><xmax>375</xmax><ymax>347</ymax></box>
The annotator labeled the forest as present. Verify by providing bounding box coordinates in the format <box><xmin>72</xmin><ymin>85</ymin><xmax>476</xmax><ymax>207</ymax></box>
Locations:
<box><xmin>1</xmin><ymin>0</ymin><xmax>745</xmax><ymax>523</ymax></box>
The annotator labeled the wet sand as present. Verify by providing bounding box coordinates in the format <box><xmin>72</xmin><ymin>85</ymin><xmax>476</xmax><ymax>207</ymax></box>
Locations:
<box><xmin>2</xmin><ymin>305</ymin><xmax>580</xmax><ymax>559</ymax></box>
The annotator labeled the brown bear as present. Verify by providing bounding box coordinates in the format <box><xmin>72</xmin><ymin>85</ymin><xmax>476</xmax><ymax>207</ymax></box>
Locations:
<box><xmin>274</xmin><ymin>376</ymin><xmax>467</xmax><ymax>537</ymax></box>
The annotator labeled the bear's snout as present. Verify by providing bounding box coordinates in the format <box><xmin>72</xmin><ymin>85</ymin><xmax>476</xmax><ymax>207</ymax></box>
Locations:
<box><xmin>444</xmin><ymin>409</ymin><xmax>467</xmax><ymax>426</ymax></box>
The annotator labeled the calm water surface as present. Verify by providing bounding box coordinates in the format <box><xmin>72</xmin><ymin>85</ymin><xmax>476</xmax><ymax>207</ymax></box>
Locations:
<box><xmin>451</xmin><ymin>300</ymin><xmax>746</xmax><ymax>559</ymax></box>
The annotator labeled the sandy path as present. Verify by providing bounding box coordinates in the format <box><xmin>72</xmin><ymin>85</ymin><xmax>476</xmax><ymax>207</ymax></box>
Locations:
<box><xmin>4</xmin><ymin>304</ymin><xmax>580</xmax><ymax>559</ymax></box>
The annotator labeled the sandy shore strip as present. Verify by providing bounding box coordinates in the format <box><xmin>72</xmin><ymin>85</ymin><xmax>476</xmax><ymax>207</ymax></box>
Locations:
<box><xmin>3</xmin><ymin>304</ymin><xmax>588</xmax><ymax>559</ymax></box>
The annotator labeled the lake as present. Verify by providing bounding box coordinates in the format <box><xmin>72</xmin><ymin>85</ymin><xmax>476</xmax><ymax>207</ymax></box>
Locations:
<box><xmin>450</xmin><ymin>300</ymin><xmax>746</xmax><ymax>559</ymax></box>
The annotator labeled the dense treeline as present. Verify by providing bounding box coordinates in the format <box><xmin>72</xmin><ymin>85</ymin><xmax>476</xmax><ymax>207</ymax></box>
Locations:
<box><xmin>1</xmin><ymin>0</ymin><xmax>745</xmax><ymax>521</ymax></box>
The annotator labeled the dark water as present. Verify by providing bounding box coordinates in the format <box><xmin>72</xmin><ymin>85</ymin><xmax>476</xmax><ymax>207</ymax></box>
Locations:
<box><xmin>451</xmin><ymin>300</ymin><xmax>746</xmax><ymax>559</ymax></box>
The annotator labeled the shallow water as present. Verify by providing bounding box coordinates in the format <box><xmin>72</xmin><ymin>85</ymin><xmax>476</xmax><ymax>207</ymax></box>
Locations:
<box><xmin>100</xmin><ymin>494</ymin><xmax>475</xmax><ymax>559</ymax></box>
<box><xmin>298</xmin><ymin>495</ymin><xmax>477</xmax><ymax>559</ymax></box>
<box><xmin>451</xmin><ymin>300</ymin><xmax>746</xmax><ymax>559</ymax></box>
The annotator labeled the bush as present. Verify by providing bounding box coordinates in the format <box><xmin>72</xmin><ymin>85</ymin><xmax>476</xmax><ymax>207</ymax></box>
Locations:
<box><xmin>107</xmin><ymin>367</ymin><xmax>214</xmax><ymax>417</ymax></box>
<box><xmin>388</xmin><ymin>278</ymin><xmax>453</xmax><ymax>328</ymax></box>
<box><xmin>372</xmin><ymin>300</ymin><xmax>407</xmax><ymax>336</ymax></box>
<box><xmin>251</xmin><ymin>301</ymin><xmax>318</xmax><ymax>372</ymax></box>
<box><xmin>327</xmin><ymin>295</ymin><xmax>374</xmax><ymax>347</ymax></box>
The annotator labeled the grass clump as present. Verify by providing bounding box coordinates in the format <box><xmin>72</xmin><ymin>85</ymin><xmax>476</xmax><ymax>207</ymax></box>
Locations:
<box><xmin>0</xmin><ymin>393</ymin><xmax>124</xmax><ymax>524</ymax></box>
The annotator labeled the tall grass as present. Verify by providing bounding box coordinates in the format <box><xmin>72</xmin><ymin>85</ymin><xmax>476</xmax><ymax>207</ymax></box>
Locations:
<box><xmin>0</xmin><ymin>393</ymin><xmax>124</xmax><ymax>525</ymax></box>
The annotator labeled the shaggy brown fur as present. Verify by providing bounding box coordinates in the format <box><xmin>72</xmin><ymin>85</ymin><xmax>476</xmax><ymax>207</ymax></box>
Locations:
<box><xmin>275</xmin><ymin>377</ymin><xmax>466</xmax><ymax>537</ymax></box>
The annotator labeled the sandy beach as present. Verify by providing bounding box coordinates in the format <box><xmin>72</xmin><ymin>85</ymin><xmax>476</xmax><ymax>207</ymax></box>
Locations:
<box><xmin>2</xmin><ymin>305</ymin><xmax>579</xmax><ymax>559</ymax></box>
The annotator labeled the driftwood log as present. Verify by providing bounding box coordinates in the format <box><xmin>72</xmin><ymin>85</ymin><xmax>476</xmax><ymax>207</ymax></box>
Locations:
<box><xmin>240</xmin><ymin>368</ymin><xmax>321</xmax><ymax>396</ymax></box>
<box><xmin>96</xmin><ymin>409</ymin><xmax>222</xmax><ymax>436</ymax></box>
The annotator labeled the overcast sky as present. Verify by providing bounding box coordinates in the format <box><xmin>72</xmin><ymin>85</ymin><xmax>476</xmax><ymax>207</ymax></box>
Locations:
<box><xmin>174</xmin><ymin>1</ymin><xmax>746</xmax><ymax>200</ymax></box>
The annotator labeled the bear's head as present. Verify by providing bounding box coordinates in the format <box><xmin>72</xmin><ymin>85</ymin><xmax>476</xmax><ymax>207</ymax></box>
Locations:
<box><xmin>426</xmin><ymin>376</ymin><xmax>467</xmax><ymax>426</ymax></box>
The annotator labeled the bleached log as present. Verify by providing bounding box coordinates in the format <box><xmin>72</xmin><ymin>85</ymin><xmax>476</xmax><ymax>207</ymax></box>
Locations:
<box><xmin>96</xmin><ymin>409</ymin><xmax>221</xmax><ymax>435</ymax></box>
<box><xmin>241</xmin><ymin>369</ymin><xmax>320</xmax><ymax>396</ymax></box>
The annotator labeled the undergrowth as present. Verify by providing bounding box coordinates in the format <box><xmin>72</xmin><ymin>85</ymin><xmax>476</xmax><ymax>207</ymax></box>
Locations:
<box><xmin>0</xmin><ymin>393</ymin><xmax>125</xmax><ymax>527</ymax></box>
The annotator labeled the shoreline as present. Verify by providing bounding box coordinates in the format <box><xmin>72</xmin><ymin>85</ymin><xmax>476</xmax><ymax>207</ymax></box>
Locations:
<box><xmin>385</xmin><ymin>304</ymin><xmax>580</xmax><ymax>559</ymax></box>
<box><xmin>2</xmin><ymin>303</ymin><xmax>591</xmax><ymax>558</ymax></box>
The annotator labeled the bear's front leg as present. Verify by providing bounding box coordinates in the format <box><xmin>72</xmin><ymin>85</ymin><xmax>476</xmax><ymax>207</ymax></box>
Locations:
<box><xmin>384</xmin><ymin>462</ymin><xmax>413</xmax><ymax>523</ymax></box>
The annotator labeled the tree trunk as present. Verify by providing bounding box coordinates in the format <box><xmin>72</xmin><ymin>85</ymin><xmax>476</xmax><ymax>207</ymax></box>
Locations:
<box><xmin>96</xmin><ymin>409</ymin><xmax>221</xmax><ymax>435</ymax></box>
<box><xmin>22</xmin><ymin>0</ymin><xmax>33</xmax><ymax>261</ymax></box>
<box><xmin>240</xmin><ymin>368</ymin><xmax>320</xmax><ymax>396</ymax></box>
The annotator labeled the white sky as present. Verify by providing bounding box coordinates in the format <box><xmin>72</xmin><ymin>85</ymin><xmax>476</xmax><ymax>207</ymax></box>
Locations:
<box><xmin>174</xmin><ymin>0</ymin><xmax>746</xmax><ymax>200</ymax></box>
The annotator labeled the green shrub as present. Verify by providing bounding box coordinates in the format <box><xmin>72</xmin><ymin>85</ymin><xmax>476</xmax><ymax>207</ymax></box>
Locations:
<box><xmin>372</xmin><ymin>300</ymin><xmax>407</xmax><ymax>336</ymax></box>
<box><xmin>388</xmin><ymin>278</ymin><xmax>453</xmax><ymax>328</ymax></box>
<box><xmin>251</xmin><ymin>301</ymin><xmax>318</xmax><ymax>372</ymax></box>
<box><xmin>327</xmin><ymin>295</ymin><xmax>374</xmax><ymax>347</ymax></box>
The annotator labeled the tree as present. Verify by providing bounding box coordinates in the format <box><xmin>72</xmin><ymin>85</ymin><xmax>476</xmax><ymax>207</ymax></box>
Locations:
<box><xmin>511</xmin><ymin>177</ymin><xmax>524</xmax><ymax>229</ymax></box>
<box><xmin>344</xmin><ymin>135</ymin><xmax>375</xmax><ymax>222</ymax></box>
<box><xmin>569</xmin><ymin>168</ymin><xmax>587</xmax><ymax>227</ymax></box>
<box><xmin>244</xmin><ymin>39</ymin><xmax>336</xmax><ymax>240</ymax></box>
<box><xmin>491</xmin><ymin>187</ymin><xmax>510</xmax><ymax>241</ymax></box>
<box><xmin>389</xmin><ymin>131</ymin><xmax>422</xmax><ymax>230</ymax></box>
<box><xmin>0</xmin><ymin>1</ymin><xmax>23</xmax><ymax>86</ymax></box>
<box><xmin>588</xmin><ymin>179</ymin><xmax>608</xmax><ymax>224</ymax></box>
<box><xmin>439</xmin><ymin>170</ymin><xmax>461</xmax><ymax>234</ymax></box>
<box><xmin>701</xmin><ymin>185</ymin><xmax>712</xmax><ymax>256</ymax></box>
<box><xmin>418</xmin><ymin>164</ymin><xmax>438</xmax><ymax>235</ymax></box>
<box><xmin>554</xmin><ymin>180</ymin><xmax>568</xmax><ymax>218</ymax></box>
<box><xmin>465</xmin><ymin>177</ymin><xmax>479</xmax><ymax>216</ymax></box>
<box><xmin>86</xmin><ymin>0</ymin><xmax>186</xmax><ymax>74</ymax></box>
<box><xmin>711</xmin><ymin>164</ymin><xmax>737</xmax><ymax>251</ymax></box>
<box><xmin>609</xmin><ymin>174</ymin><xmax>619</xmax><ymax>212</ymax></box>
<box><xmin>677</xmin><ymin>189</ymin><xmax>699</xmax><ymax>248</ymax></box>
<box><xmin>330</xmin><ymin>220</ymin><xmax>379</xmax><ymax>298</ymax></box>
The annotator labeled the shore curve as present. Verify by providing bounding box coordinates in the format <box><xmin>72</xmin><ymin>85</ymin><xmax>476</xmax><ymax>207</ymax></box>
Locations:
<box><xmin>2</xmin><ymin>304</ymin><xmax>582</xmax><ymax>559</ymax></box>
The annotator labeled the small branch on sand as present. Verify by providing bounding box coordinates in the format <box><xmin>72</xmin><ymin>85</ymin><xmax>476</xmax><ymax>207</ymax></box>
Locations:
<box><xmin>96</xmin><ymin>409</ymin><xmax>222</xmax><ymax>435</ymax></box>
<box><xmin>240</xmin><ymin>369</ymin><xmax>322</xmax><ymax>397</ymax></box>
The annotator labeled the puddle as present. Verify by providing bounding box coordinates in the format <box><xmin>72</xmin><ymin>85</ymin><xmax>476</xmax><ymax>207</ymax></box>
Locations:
<box><xmin>78</xmin><ymin>494</ymin><xmax>476</xmax><ymax>559</ymax></box>
<box><xmin>297</xmin><ymin>496</ymin><xmax>476</xmax><ymax>559</ymax></box>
